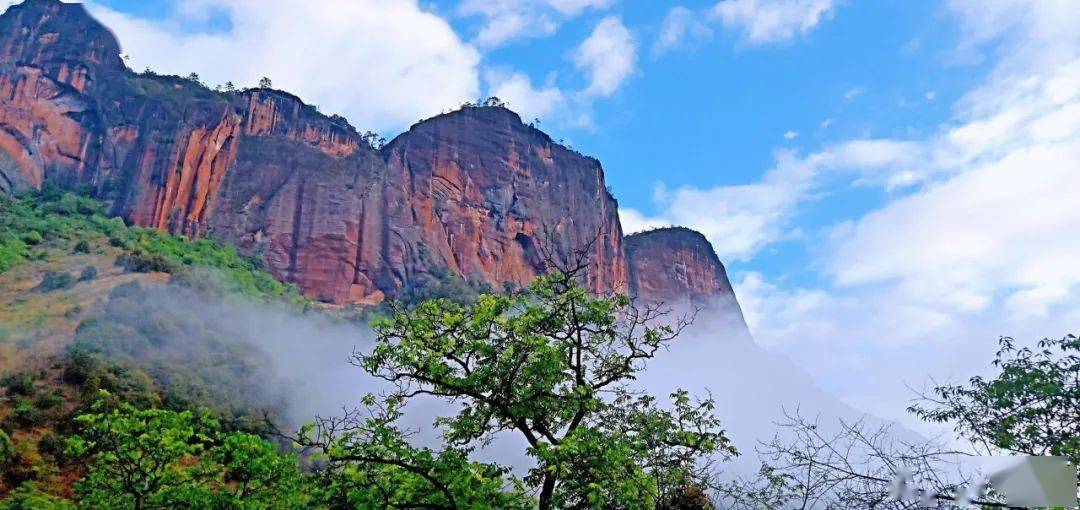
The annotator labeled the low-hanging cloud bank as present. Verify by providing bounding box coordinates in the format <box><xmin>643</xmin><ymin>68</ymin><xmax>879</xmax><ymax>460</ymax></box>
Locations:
<box><xmin>120</xmin><ymin>279</ymin><xmax>894</xmax><ymax>480</ymax></box>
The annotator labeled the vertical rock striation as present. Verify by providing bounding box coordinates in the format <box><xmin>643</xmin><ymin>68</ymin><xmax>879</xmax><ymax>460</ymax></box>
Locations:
<box><xmin>381</xmin><ymin>107</ymin><xmax>626</xmax><ymax>296</ymax></box>
<box><xmin>0</xmin><ymin>0</ymin><xmax>631</xmax><ymax>304</ymax></box>
<box><xmin>626</xmin><ymin>227</ymin><xmax>747</xmax><ymax>328</ymax></box>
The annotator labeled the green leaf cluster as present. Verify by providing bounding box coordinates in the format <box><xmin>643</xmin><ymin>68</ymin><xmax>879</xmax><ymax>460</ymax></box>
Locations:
<box><xmin>357</xmin><ymin>271</ymin><xmax>735</xmax><ymax>509</ymax></box>
<box><xmin>65</xmin><ymin>394</ymin><xmax>304</xmax><ymax>510</ymax></box>
<box><xmin>0</xmin><ymin>187</ymin><xmax>303</xmax><ymax>303</ymax></box>
<box><xmin>910</xmin><ymin>334</ymin><xmax>1079</xmax><ymax>464</ymax></box>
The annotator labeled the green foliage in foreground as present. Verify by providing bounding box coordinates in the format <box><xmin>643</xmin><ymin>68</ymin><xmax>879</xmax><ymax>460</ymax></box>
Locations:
<box><xmin>347</xmin><ymin>270</ymin><xmax>735</xmax><ymax>510</ymax></box>
<box><xmin>299</xmin><ymin>397</ymin><xmax>533</xmax><ymax>509</ymax></box>
<box><xmin>0</xmin><ymin>186</ymin><xmax>301</xmax><ymax>302</ymax></box>
<box><xmin>0</xmin><ymin>482</ymin><xmax>75</xmax><ymax>510</ymax></box>
<box><xmin>65</xmin><ymin>395</ymin><xmax>304</xmax><ymax>510</ymax></box>
<box><xmin>910</xmin><ymin>333</ymin><xmax>1080</xmax><ymax>464</ymax></box>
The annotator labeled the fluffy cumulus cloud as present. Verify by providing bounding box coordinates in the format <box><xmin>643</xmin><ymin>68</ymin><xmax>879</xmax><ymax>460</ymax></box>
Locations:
<box><xmin>458</xmin><ymin>0</ymin><xmax>612</xmax><ymax>48</ymax></box>
<box><xmin>617</xmin><ymin>208</ymin><xmax>669</xmax><ymax>235</ymax></box>
<box><xmin>484</xmin><ymin>69</ymin><xmax>566</xmax><ymax>120</ymax></box>
<box><xmin>828</xmin><ymin>64</ymin><xmax>1080</xmax><ymax>316</ymax></box>
<box><xmin>573</xmin><ymin>16</ymin><xmax>637</xmax><ymax>97</ymax></box>
<box><xmin>651</xmin><ymin>0</ymin><xmax>839</xmax><ymax>56</ymax></box>
<box><xmin>622</xmin><ymin>136</ymin><xmax>929</xmax><ymax>261</ymax></box>
<box><xmin>86</xmin><ymin>0</ymin><xmax>481</xmax><ymax>132</ymax></box>
<box><xmin>652</xmin><ymin>6</ymin><xmax>713</xmax><ymax>56</ymax></box>
<box><xmin>624</xmin><ymin>151</ymin><xmax>818</xmax><ymax>261</ymax></box>
<box><xmin>711</xmin><ymin>0</ymin><xmax>839</xmax><ymax>45</ymax></box>
<box><xmin>726</xmin><ymin>0</ymin><xmax>1080</xmax><ymax>423</ymax></box>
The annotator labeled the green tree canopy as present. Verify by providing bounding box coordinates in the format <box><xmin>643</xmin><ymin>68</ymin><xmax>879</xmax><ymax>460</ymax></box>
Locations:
<box><xmin>66</xmin><ymin>394</ymin><xmax>303</xmax><ymax>510</ymax></box>
<box><xmin>910</xmin><ymin>334</ymin><xmax>1079</xmax><ymax>464</ymax></box>
<box><xmin>318</xmin><ymin>269</ymin><xmax>736</xmax><ymax>509</ymax></box>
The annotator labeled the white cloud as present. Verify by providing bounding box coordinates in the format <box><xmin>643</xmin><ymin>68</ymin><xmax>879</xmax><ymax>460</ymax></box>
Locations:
<box><xmin>726</xmin><ymin>0</ymin><xmax>1080</xmax><ymax>427</ymax></box>
<box><xmin>87</xmin><ymin>0</ymin><xmax>480</xmax><ymax>132</ymax></box>
<box><xmin>626</xmin><ymin>150</ymin><xmax>817</xmax><ymax>261</ymax></box>
<box><xmin>945</xmin><ymin>0</ymin><xmax>1078</xmax><ymax>72</ymax></box>
<box><xmin>627</xmin><ymin>14</ymin><xmax>1079</xmax><ymax>418</ymax></box>
<box><xmin>618</xmin><ymin>208</ymin><xmax>669</xmax><ymax>234</ymax></box>
<box><xmin>783</xmin><ymin>130</ymin><xmax>798</xmax><ymax>139</ymax></box>
<box><xmin>652</xmin><ymin>6</ymin><xmax>713</xmax><ymax>56</ymax></box>
<box><xmin>458</xmin><ymin>0</ymin><xmax>611</xmax><ymax>48</ymax></box>
<box><xmin>621</xmin><ymin>136</ymin><xmax>929</xmax><ymax>261</ymax></box>
<box><xmin>843</xmin><ymin>86</ymin><xmax>862</xmax><ymax>100</ymax></box>
<box><xmin>711</xmin><ymin>0</ymin><xmax>839</xmax><ymax>45</ymax></box>
<box><xmin>573</xmin><ymin>16</ymin><xmax>637</xmax><ymax>97</ymax></box>
<box><xmin>544</xmin><ymin>0</ymin><xmax>612</xmax><ymax>16</ymax></box>
<box><xmin>733</xmin><ymin>267</ymin><xmax>1080</xmax><ymax>427</ymax></box>
<box><xmin>458</xmin><ymin>0</ymin><xmax>555</xmax><ymax>48</ymax></box>
<box><xmin>484</xmin><ymin>69</ymin><xmax>566</xmax><ymax>120</ymax></box>
<box><xmin>829</xmin><ymin>67</ymin><xmax>1080</xmax><ymax>314</ymax></box>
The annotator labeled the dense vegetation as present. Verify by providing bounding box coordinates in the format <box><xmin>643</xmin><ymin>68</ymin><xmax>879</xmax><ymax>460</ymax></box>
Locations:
<box><xmin>0</xmin><ymin>189</ymin><xmax>311</xmax><ymax>501</ymax></box>
<box><xmin>0</xmin><ymin>186</ymin><xmax>301</xmax><ymax>302</ymax></box>
<box><xmin>1</xmin><ymin>190</ymin><xmax>1076</xmax><ymax>508</ymax></box>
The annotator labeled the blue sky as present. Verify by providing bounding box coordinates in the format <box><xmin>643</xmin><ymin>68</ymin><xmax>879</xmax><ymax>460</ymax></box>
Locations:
<box><xmin>57</xmin><ymin>0</ymin><xmax>1080</xmax><ymax>428</ymax></box>
<box><xmin>86</xmin><ymin>0</ymin><xmax>985</xmax><ymax>288</ymax></box>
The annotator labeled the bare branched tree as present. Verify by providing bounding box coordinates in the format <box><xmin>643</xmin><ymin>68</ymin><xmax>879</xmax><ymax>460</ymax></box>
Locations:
<box><xmin>714</xmin><ymin>409</ymin><xmax>1013</xmax><ymax>509</ymax></box>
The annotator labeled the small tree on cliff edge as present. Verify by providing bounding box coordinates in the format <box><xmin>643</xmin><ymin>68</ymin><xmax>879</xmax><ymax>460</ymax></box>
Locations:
<box><xmin>300</xmin><ymin>256</ymin><xmax>736</xmax><ymax>509</ymax></box>
<box><xmin>258</xmin><ymin>76</ymin><xmax>272</xmax><ymax>89</ymax></box>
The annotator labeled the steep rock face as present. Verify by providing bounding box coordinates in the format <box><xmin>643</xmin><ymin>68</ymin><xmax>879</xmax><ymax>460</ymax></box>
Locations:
<box><xmin>0</xmin><ymin>0</ymin><xmax>629</xmax><ymax>304</ymax></box>
<box><xmin>626</xmin><ymin>227</ymin><xmax>746</xmax><ymax>325</ymax></box>
<box><xmin>0</xmin><ymin>0</ymin><xmax>119</xmax><ymax>194</ymax></box>
<box><xmin>381</xmin><ymin>107</ymin><xmax>626</xmax><ymax>296</ymax></box>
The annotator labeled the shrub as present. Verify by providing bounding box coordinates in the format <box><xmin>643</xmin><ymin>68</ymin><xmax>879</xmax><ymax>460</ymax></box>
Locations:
<box><xmin>73</xmin><ymin>240</ymin><xmax>90</xmax><ymax>254</ymax></box>
<box><xmin>0</xmin><ymin>237</ymin><xmax>28</xmax><ymax>271</ymax></box>
<box><xmin>0</xmin><ymin>482</ymin><xmax>74</xmax><ymax>510</ymax></box>
<box><xmin>3</xmin><ymin>375</ymin><xmax>35</xmax><ymax>396</ymax></box>
<box><xmin>33</xmin><ymin>271</ymin><xmax>75</xmax><ymax>292</ymax></box>
<box><xmin>116</xmin><ymin>250</ymin><xmax>175</xmax><ymax>273</ymax></box>
<box><xmin>0</xmin><ymin>429</ymin><xmax>13</xmax><ymax>461</ymax></box>
<box><xmin>4</xmin><ymin>396</ymin><xmax>47</xmax><ymax>428</ymax></box>
<box><xmin>33</xmin><ymin>390</ymin><xmax>64</xmax><ymax>411</ymax></box>
<box><xmin>21</xmin><ymin>231</ymin><xmax>43</xmax><ymax>246</ymax></box>
<box><xmin>78</xmin><ymin>265</ymin><xmax>97</xmax><ymax>282</ymax></box>
<box><xmin>36</xmin><ymin>433</ymin><xmax>67</xmax><ymax>462</ymax></box>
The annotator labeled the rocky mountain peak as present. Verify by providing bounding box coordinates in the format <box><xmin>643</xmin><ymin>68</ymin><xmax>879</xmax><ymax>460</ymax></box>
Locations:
<box><xmin>625</xmin><ymin>227</ymin><xmax>745</xmax><ymax>323</ymax></box>
<box><xmin>0</xmin><ymin>0</ymin><xmax>122</xmax><ymax>77</ymax></box>
<box><xmin>0</xmin><ymin>0</ymin><xmax>739</xmax><ymax>313</ymax></box>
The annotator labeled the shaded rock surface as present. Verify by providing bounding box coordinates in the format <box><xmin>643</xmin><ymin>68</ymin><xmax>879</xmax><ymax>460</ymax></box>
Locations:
<box><xmin>0</xmin><ymin>0</ymin><xmax>732</xmax><ymax>311</ymax></box>
<box><xmin>0</xmin><ymin>0</ymin><xmax>628</xmax><ymax>304</ymax></box>
<box><xmin>626</xmin><ymin>227</ymin><xmax>746</xmax><ymax>327</ymax></box>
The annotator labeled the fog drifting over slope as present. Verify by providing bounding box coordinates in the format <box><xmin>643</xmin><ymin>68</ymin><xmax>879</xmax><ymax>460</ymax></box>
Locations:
<box><xmin>130</xmin><ymin>281</ymin><xmax>896</xmax><ymax>478</ymax></box>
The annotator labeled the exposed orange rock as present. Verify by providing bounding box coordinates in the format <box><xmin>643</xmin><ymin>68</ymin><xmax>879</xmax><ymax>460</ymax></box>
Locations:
<box><xmin>244</xmin><ymin>91</ymin><xmax>360</xmax><ymax>158</ymax></box>
<box><xmin>152</xmin><ymin>117</ymin><xmax>242</xmax><ymax>235</ymax></box>
<box><xmin>625</xmin><ymin>227</ymin><xmax>746</xmax><ymax>324</ymax></box>
<box><xmin>381</xmin><ymin>107</ymin><xmax>628</xmax><ymax>296</ymax></box>
<box><xmin>0</xmin><ymin>0</ymin><xmax>737</xmax><ymax>311</ymax></box>
<box><xmin>0</xmin><ymin>66</ymin><xmax>93</xmax><ymax>192</ymax></box>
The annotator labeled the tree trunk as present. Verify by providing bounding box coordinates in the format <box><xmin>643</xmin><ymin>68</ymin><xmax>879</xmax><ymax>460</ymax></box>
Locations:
<box><xmin>539</xmin><ymin>474</ymin><xmax>556</xmax><ymax>510</ymax></box>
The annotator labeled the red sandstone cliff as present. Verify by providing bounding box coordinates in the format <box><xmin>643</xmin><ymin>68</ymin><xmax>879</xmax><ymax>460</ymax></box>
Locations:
<box><xmin>0</xmin><ymin>0</ymin><xmax>628</xmax><ymax>304</ymax></box>
<box><xmin>381</xmin><ymin>107</ymin><xmax>626</xmax><ymax>297</ymax></box>
<box><xmin>626</xmin><ymin>227</ymin><xmax>746</xmax><ymax>326</ymax></box>
<box><xmin>0</xmin><ymin>0</ymin><xmax>744</xmax><ymax>311</ymax></box>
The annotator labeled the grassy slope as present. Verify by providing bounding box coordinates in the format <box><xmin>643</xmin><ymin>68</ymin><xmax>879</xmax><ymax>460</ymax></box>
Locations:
<box><xmin>0</xmin><ymin>189</ymin><xmax>314</xmax><ymax>498</ymax></box>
